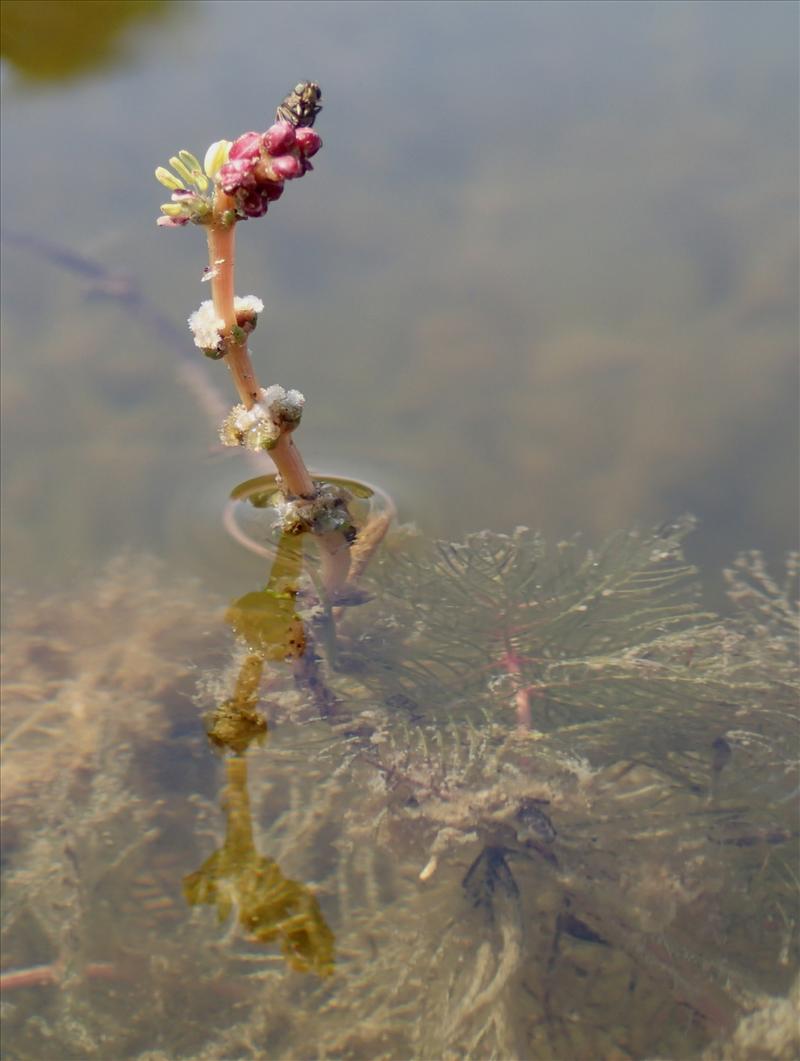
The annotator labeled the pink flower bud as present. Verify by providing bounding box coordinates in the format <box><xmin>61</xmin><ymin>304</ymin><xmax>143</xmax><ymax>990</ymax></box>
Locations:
<box><xmin>263</xmin><ymin>121</ymin><xmax>296</xmax><ymax>156</ymax></box>
<box><xmin>294</xmin><ymin>127</ymin><xmax>322</xmax><ymax>158</ymax></box>
<box><xmin>229</xmin><ymin>131</ymin><xmax>264</xmax><ymax>161</ymax></box>
<box><xmin>270</xmin><ymin>154</ymin><xmax>303</xmax><ymax>180</ymax></box>
<box><xmin>259</xmin><ymin>178</ymin><xmax>284</xmax><ymax>202</ymax></box>
<box><xmin>218</xmin><ymin>159</ymin><xmax>256</xmax><ymax>195</ymax></box>
<box><xmin>239</xmin><ymin>189</ymin><xmax>269</xmax><ymax>218</ymax></box>
<box><xmin>157</xmin><ymin>215</ymin><xmax>190</xmax><ymax>227</ymax></box>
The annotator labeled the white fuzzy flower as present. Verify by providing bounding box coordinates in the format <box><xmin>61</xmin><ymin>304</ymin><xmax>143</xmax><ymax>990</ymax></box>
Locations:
<box><xmin>188</xmin><ymin>301</ymin><xmax>224</xmax><ymax>351</ymax></box>
<box><xmin>283</xmin><ymin>388</ymin><xmax>305</xmax><ymax>414</ymax></box>
<box><xmin>261</xmin><ymin>384</ymin><xmax>286</xmax><ymax>407</ymax></box>
<box><xmin>218</xmin><ymin>386</ymin><xmax>306</xmax><ymax>451</ymax></box>
<box><xmin>234</xmin><ymin>295</ymin><xmax>265</xmax><ymax>315</ymax></box>
<box><xmin>262</xmin><ymin>385</ymin><xmax>305</xmax><ymax>422</ymax></box>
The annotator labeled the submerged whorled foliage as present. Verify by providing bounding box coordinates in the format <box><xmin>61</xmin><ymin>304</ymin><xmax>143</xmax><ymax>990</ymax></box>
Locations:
<box><xmin>1</xmin><ymin>526</ymin><xmax>798</xmax><ymax>1060</ymax></box>
<box><xmin>291</xmin><ymin>519</ymin><xmax>796</xmax><ymax>1058</ymax></box>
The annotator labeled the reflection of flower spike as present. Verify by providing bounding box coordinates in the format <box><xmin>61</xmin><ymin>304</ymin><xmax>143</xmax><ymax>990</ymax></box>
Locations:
<box><xmin>183</xmin><ymin>756</ymin><xmax>335</xmax><ymax>976</ymax></box>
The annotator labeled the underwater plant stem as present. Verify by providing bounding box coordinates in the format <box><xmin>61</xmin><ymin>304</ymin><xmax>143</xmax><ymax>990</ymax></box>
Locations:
<box><xmin>0</xmin><ymin>961</ymin><xmax>117</xmax><ymax>992</ymax></box>
<box><xmin>317</xmin><ymin>530</ymin><xmax>352</xmax><ymax>601</ymax></box>
<box><xmin>501</xmin><ymin>650</ymin><xmax>533</xmax><ymax>730</ymax></box>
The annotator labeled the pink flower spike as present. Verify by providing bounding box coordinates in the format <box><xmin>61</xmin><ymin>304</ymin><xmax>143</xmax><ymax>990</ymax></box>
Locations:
<box><xmin>239</xmin><ymin>189</ymin><xmax>269</xmax><ymax>218</ymax></box>
<box><xmin>259</xmin><ymin>179</ymin><xmax>284</xmax><ymax>202</ymax></box>
<box><xmin>263</xmin><ymin>121</ymin><xmax>296</xmax><ymax>157</ymax></box>
<box><xmin>218</xmin><ymin>158</ymin><xmax>257</xmax><ymax>195</ymax></box>
<box><xmin>229</xmin><ymin>131</ymin><xmax>264</xmax><ymax>161</ymax></box>
<box><xmin>270</xmin><ymin>154</ymin><xmax>303</xmax><ymax>180</ymax></box>
<box><xmin>295</xmin><ymin>127</ymin><xmax>322</xmax><ymax>158</ymax></box>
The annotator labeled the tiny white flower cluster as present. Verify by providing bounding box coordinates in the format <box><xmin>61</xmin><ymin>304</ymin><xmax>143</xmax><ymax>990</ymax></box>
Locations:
<box><xmin>219</xmin><ymin>385</ymin><xmax>306</xmax><ymax>451</ymax></box>
<box><xmin>188</xmin><ymin>296</ymin><xmax>265</xmax><ymax>355</ymax></box>
<box><xmin>234</xmin><ymin>295</ymin><xmax>264</xmax><ymax>316</ymax></box>
<box><xmin>188</xmin><ymin>301</ymin><xmax>224</xmax><ymax>352</ymax></box>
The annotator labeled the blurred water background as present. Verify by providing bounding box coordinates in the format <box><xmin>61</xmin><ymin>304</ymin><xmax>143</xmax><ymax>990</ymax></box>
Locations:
<box><xmin>1</xmin><ymin>0</ymin><xmax>797</xmax><ymax>603</ymax></box>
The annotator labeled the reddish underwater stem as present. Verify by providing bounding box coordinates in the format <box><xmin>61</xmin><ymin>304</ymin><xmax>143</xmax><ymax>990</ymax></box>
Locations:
<box><xmin>0</xmin><ymin>961</ymin><xmax>117</xmax><ymax>992</ymax></box>
<box><xmin>501</xmin><ymin>649</ymin><xmax>534</xmax><ymax>729</ymax></box>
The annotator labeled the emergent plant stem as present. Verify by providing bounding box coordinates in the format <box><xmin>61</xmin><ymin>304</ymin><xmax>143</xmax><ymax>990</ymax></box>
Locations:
<box><xmin>206</xmin><ymin>192</ymin><xmax>351</xmax><ymax>592</ymax></box>
<box><xmin>207</xmin><ymin>192</ymin><xmax>315</xmax><ymax>499</ymax></box>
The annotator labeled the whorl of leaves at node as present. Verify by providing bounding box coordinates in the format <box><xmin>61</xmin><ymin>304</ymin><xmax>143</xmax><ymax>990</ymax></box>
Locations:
<box><xmin>339</xmin><ymin>519</ymin><xmax>798</xmax><ymax>789</ymax></box>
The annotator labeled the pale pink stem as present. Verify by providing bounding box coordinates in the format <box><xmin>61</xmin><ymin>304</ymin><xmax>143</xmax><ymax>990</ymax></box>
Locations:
<box><xmin>207</xmin><ymin>199</ymin><xmax>261</xmax><ymax>410</ymax></box>
<box><xmin>205</xmin><ymin>190</ymin><xmax>350</xmax><ymax>591</ymax></box>
<box><xmin>206</xmin><ymin>193</ymin><xmax>314</xmax><ymax>498</ymax></box>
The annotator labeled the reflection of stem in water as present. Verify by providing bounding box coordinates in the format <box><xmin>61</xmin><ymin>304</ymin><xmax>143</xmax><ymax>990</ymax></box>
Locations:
<box><xmin>193</xmin><ymin>531</ymin><xmax>336</xmax><ymax>974</ymax></box>
<box><xmin>208</xmin><ymin>532</ymin><xmax>307</xmax><ymax>749</ymax></box>
<box><xmin>206</xmin><ymin>653</ymin><xmax>268</xmax><ymax>755</ymax></box>
<box><xmin>224</xmin><ymin>532</ymin><xmax>307</xmax><ymax>658</ymax></box>
<box><xmin>183</xmin><ymin>756</ymin><xmax>335</xmax><ymax>976</ymax></box>
<box><xmin>221</xmin><ymin>507</ymin><xmax>388</xmax><ymax>718</ymax></box>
